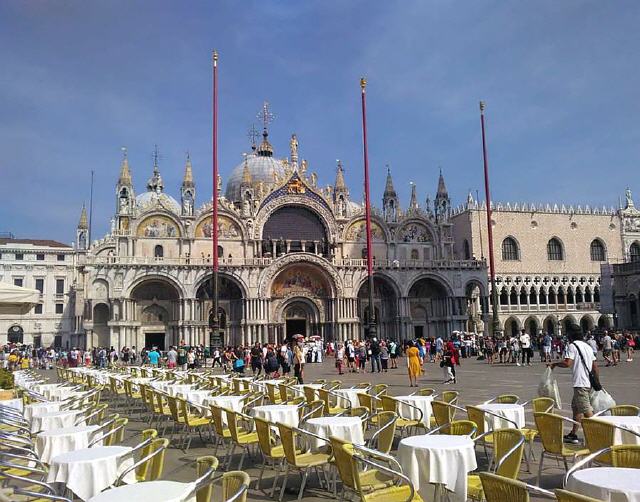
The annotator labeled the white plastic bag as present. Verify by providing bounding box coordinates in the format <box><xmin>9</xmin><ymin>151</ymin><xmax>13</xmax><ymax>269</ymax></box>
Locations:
<box><xmin>590</xmin><ymin>389</ymin><xmax>616</xmax><ymax>414</ymax></box>
<box><xmin>538</xmin><ymin>367</ymin><xmax>562</xmax><ymax>409</ymax></box>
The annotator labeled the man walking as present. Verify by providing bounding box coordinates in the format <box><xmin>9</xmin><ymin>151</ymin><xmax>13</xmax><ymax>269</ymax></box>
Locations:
<box><xmin>519</xmin><ymin>329</ymin><xmax>532</xmax><ymax>366</ymax></box>
<box><xmin>549</xmin><ymin>325</ymin><xmax>599</xmax><ymax>444</ymax></box>
<box><xmin>370</xmin><ymin>337</ymin><xmax>381</xmax><ymax>373</ymax></box>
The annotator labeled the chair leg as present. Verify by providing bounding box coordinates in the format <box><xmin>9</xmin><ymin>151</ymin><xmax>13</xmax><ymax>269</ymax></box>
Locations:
<box><xmin>271</xmin><ymin>459</ymin><xmax>283</xmax><ymax>498</ymax></box>
<box><xmin>279</xmin><ymin>465</ymin><xmax>289</xmax><ymax>502</ymax></box>
<box><xmin>238</xmin><ymin>449</ymin><xmax>246</xmax><ymax>471</ymax></box>
<box><xmin>298</xmin><ymin>470</ymin><xmax>309</xmax><ymax>501</ymax></box>
<box><xmin>537</xmin><ymin>451</ymin><xmax>545</xmax><ymax>486</ymax></box>
<box><xmin>256</xmin><ymin>457</ymin><xmax>267</xmax><ymax>489</ymax></box>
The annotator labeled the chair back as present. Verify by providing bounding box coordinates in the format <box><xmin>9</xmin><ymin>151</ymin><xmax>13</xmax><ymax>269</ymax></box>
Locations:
<box><xmin>277</xmin><ymin>423</ymin><xmax>299</xmax><ymax>465</ymax></box>
<box><xmin>278</xmin><ymin>383</ymin><xmax>291</xmax><ymax>403</ymax></box>
<box><xmin>357</xmin><ymin>393</ymin><xmax>375</xmax><ymax>414</ymax></box>
<box><xmin>225</xmin><ymin>409</ymin><xmax>242</xmax><ymax>441</ymax></box>
<box><xmin>611</xmin><ymin>444</ymin><xmax>640</xmax><ymax>468</ymax></box>
<box><xmin>448</xmin><ymin>420</ymin><xmax>477</xmax><ymax>437</ymax></box>
<box><xmin>373</xmin><ymin>411</ymin><xmax>397</xmax><ymax>454</ymax></box>
<box><xmin>105</xmin><ymin>417</ymin><xmax>128</xmax><ymax>446</ymax></box>
<box><xmin>533</xmin><ymin>412</ymin><xmax>565</xmax><ymax>455</ymax></box>
<box><xmin>531</xmin><ymin>397</ymin><xmax>555</xmax><ymax>413</ymax></box>
<box><xmin>254</xmin><ymin>417</ymin><xmax>276</xmax><ymax>457</ymax></box>
<box><xmin>136</xmin><ymin>437</ymin><xmax>169</xmax><ymax>481</ymax></box>
<box><xmin>380</xmin><ymin>395</ymin><xmax>397</xmax><ymax>413</ymax></box>
<box><xmin>166</xmin><ymin>395</ymin><xmax>183</xmax><ymax>423</ymax></box>
<box><xmin>265</xmin><ymin>383</ymin><xmax>279</xmax><ymax>403</ymax></box>
<box><xmin>496</xmin><ymin>394</ymin><xmax>520</xmax><ymax>404</ymax></box>
<box><xmin>555</xmin><ymin>489</ymin><xmax>605</xmax><ymax>502</ymax></box>
<box><xmin>494</xmin><ymin>429</ymin><xmax>525</xmax><ymax>479</ymax></box>
<box><xmin>466</xmin><ymin>406</ymin><xmax>488</xmax><ymax>436</ymax></box>
<box><xmin>479</xmin><ymin>472</ymin><xmax>530</xmax><ymax>502</ymax></box>
<box><xmin>582</xmin><ymin>418</ymin><xmax>615</xmax><ymax>464</ymax></box>
<box><xmin>195</xmin><ymin>455</ymin><xmax>219</xmax><ymax>502</ymax></box>
<box><xmin>210</xmin><ymin>406</ymin><xmax>227</xmax><ymax>436</ymax></box>
<box><xmin>432</xmin><ymin>400</ymin><xmax>453</xmax><ymax>427</ymax></box>
<box><xmin>610</xmin><ymin>405</ymin><xmax>640</xmax><ymax>416</ymax></box>
<box><xmin>416</xmin><ymin>388</ymin><xmax>436</xmax><ymax>396</ymax></box>
<box><xmin>371</xmin><ymin>384</ymin><xmax>388</xmax><ymax>397</ymax></box>
<box><xmin>330</xmin><ymin>436</ymin><xmax>356</xmax><ymax>489</ymax></box>
<box><xmin>442</xmin><ymin>390</ymin><xmax>459</xmax><ymax>404</ymax></box>
<box><xmin>303</xmin><ymin>386</ymin><xmax>317</xmax><ymax>404</ymax></box>
<box><xmin>222</xmin><ymin>471</ymin><xmax>250</xmax><ymax>502</ymax></box>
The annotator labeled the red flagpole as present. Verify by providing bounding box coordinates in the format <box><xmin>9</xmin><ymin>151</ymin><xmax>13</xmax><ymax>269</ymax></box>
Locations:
<box><xmin>480</xmin><ymin>101</ymin><xmax>500</xmax><ymax>336</ymax></box>
<box><xmin>210</xmin><ymin>50</ymin><xmax>220</xmax><ymax>347</ymax></box>
<box><xmin>360</xmin><ymin>78</ymin><xmax>377</xmax><ymax>338</ymax></box>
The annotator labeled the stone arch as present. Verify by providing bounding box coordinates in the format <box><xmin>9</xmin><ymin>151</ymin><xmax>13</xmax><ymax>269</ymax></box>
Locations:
<box><xmin>524</xmin><ymin>316</ymin><xmax>540</xmax><ymax>336</ymax></box>
<box><xmin>407</xmin><ymin>275</ymin><xmax>451</xmax><ymax>340</ymax></box>
<box><xmin>343</xmin><ymin>216</ymin><xmax>390</xmax><ymax>243</ymax></box>
<box><xmin>259</xmin><ymin>253</ymin><xmax>343</xmax><ymax>298</ymax></box>
<box><xmin>91</xmin><ymin>279</ymin><xmax>109</xmax><ymax>301</ymax></box>
<box><xmin>396</xmin><ymin>218</ymin><xmax>436</xmax><ymax>244</ymax></box>
<box><xmin>193</xmin><ymin>209</ymin><xmax>246</xmax><ymax>240</ymax></box>
<box><xmin>529</xmin><ymin>286</ymin><xmax>538</xmax><ymax>305</ymax></box>
<box><xmin>134</xmin><ymin>212</ymin><xmax>183</xmax><ymax>238</ymax></box>
<box><xmin>499</xmin><ymin>286</ymin><xmax>509</xmax><ymax>305</ymax></box>
<box><xmin>92</xmin><ymin>303</ymin><xmax>110</xmax><ymax>347</ymax></box>
<box><xmin>519</xmin><ymin>286</ymin><xmax>528</xmax><ymax>305</ymax></box>
<box><xmin>503</xmin><ymin>316</ymin><xmax>521</xmax><ymax>337</ymax></box>
<box><xmin>193</xmin><ymin>272</ymin><xmax>248</xmax><ymax>300</ymax></box>
<box><xmin>543</xmin><ymin>315</ymin><xmax>557</xmax><ymax>335</ymax></box>
<box><xmin>357</xmin><ymin>274</ymin><xmax>400</xmax><ymax>338</ymax></box>
<box><xmin>579</xmin><ymin>314</ymin><xmax>595</xmax><ymax>333</ymax></box>
<box><xmin>562</xmin><ymin>314</ymin><xmax>577</xmax><ymax>334</ymax></box>
<box><xmin>501</xmin><ymin>235</ymin><xmax>521</xmax><ymax>261</ymax></box>
<box><xmin>404</xmin><ymin>273</ymin><xmax>454</xmax><ymax>298</ymax></box>
<box><xmin>7</xmin><ymin>324</ymin><xmax>24</xmax><ymax>344</ymax></box>
<box><xmin>261</xmin><ymin>205</ymin><xmax>329</xmax><ymax>255</ymax></box>
<box><xmin>195</xmin><ymin>273</ymin><xmax>245</xmax><ymax>346</ymax></box>
<box><xmin>630</xmin><ymin>241</ymin><xmax>640</xmax><ymax>262</ymax></box>
<box><xmin>597</xmin><ymin>314</ymin><xmax>613</xmax><ymax>329</ymax></box>
<box><xmin>125</xmin><ymin>273</ymin><xmax>186</xmax><ymax>299</ymax></box>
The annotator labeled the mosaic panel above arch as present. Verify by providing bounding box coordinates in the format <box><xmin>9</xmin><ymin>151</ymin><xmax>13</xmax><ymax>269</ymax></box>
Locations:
<box><xmin>398</xmin><ymin>222</ymin><xmax>433</xmax><ymax>243</ymax></box>
<box><xmin>195</xmin><ymin>215</ymin><xmax>242</xmax><ymax>239</ymax></box>
<box><xmin>345</xmin><ymin>220</ymin><xmax>385</xmax><ymax>242</ymax></box>
<box><xmin>137</xmin><ymin>215</ymin><xmax>181</xmax><ymax>238</ymax></box>
<box><xmin>271</xmin><ymin>263</ymin><xmax>331</xmax><ymax>299</ymax></box>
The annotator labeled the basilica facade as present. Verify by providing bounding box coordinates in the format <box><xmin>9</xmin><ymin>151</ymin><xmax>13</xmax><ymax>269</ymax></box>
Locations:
<box><xmin>73</xmin><ymin>129</ymin><xmax>487</xmax><ymax>350</ymax></box>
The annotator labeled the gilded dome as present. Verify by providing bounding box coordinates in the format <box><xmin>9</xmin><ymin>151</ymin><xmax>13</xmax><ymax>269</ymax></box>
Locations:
<box><xmin>225</xmin><ymin>152</ymin><xmax>286</xmax><ymax>201</ymax></box>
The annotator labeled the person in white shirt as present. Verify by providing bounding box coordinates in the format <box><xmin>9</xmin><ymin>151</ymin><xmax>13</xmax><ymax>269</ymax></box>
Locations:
<box><xmin>519</xmin><ymin>330</ymin><xmax>532</xmax><ymax>366</ymax></box>
<box><xmin>550</xmin><ymin>326</ymin><xmax>599</xmax><ymax>444</ymax></box>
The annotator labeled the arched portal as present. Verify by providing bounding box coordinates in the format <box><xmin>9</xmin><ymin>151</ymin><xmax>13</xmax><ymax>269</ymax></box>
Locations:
<box><xmin>197</xmin><ymin>275</ymin><xmax>244</xmax><ymax>347</ymax></box>
<box><xmin>130</xmin><ymin>279</ymin><xmax>180</xmax><ymax>350</ymax></box>
<box><xmin>524</xmin><ymin>317</ymin><xmax>539</xmax><ymax>336</ymax></box>
<box><xmin>92</xmin><ymin>303</ymin><xmax>110</xmax><ymax>348</ymax></box>
<box><xmin>580</xmin><ymin>315</ymin><xmax>594</xmax><ymax>334</ymax></box>
<box><xmin>261</xmin><ymin>206</ymin><xmax>329</xmax><ymax>257</ymax></box>
<box><xmin>407</xmin><ymin>276</ymin><xmax>449</xmax><ymax>339</ymax></box>
<box><xmin>465</xmin><ymin>281</ymin><xmax>485</xmax><ymax>334</ymax></box>
<box><xmin>357</xmin><ymin>275</ymin><xmax>399</xmax><ymax>340</ymax></box>
<box><xmin>7</xmin><ymin>325</ymin><xmax>23</xmax><ymax>344</ymax></box>
<box><xmin>504</xmin><ymin>316</ymin><xmax>520</xmax><ymax>337</ymax></box>
<box><xmin>543</xmin><ymin>316</ymin><xmax>556</xmax><ymax>336</ymax></box>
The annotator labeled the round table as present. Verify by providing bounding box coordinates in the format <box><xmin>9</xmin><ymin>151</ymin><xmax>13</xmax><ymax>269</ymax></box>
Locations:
<box><xmin>595</xmin><ymin>416</ymin><xmax>640</xmax><ymax>445</ymax></box>
<box><xmin>25</xmin><ymin>401</ymin><xmax>63</xmax><ymax>422</ymax></box>
<box><xmin>395</xmin><ymin>395</ymin><xmax>434</xmax><ymax>426</ymax></box>
<box><xmin>251</xmin><ymin>404</ymin><xmax>300</xmax><ymax>428</ymax></box>
<box><xmin>31</xmin><ymin>409</ymin><xmax>84</xmax><ymax>433</ymax></box>
<box><xmin>334</xmin><ymin>389</ymin><xmax>362</xmax><ymax>409</ymax></box>
<box><xmin>47</xmin><ymin>446</ymin><xmax>135</xmax><ymax>501</ymax></box>
<box><xmin>181</xmin><ymin>390</ymin><xmax>214</xmax><ymax>406</ymax></box>
<box><xmin>567</xmin><ymin>467</ymin><xmax>640</xmax><ymax>502</ymax></box>
<box><xmin>88</xmin><ymin>480</ymin><xmax>196</xmax><ymax>502</ymax></box>
<box><xmin>165</xmin><ymin>384</ymin><xmax>197</xmax><ymax>397</ymax></box>
<box><xmin>36</xmin><ymin>425</ymin><xmax>100</xmax><ymax>464</ymax></box>
<box><xmin>304</xmin><ymin>416</ymin><xmax>365</xmax><ymax>451</ymax></box>
<box><xmin>477</xmin><ymin>403</ymin><xmax>525</xmax><ymax>430</ymax></box>
<box><xmin>0</xmin><ymin>398</ymin><xmax>23</xmax><ymax>413</ymax></box>
<box><xmin>206</xmin><ymin>395</ymin><xmax>246</xmax><ymax>425</ymax></box>
<box><xmin>397</xmin><ymin>434</ymin><xmax>477</xmax><ymax>502</ymax></box>
<box><xmin>250</xmin><ymin>379</ymin><xmax>285</xmax><ymax>392</ymax></box>
<box><xmin>291</xmin><ymin>384</ymin><xmax>324</xmax><ymax>400</ymax></box>
<box><xmin>43</xmin><ymin>386</ymin><xmax>78</xmax><ymax>401</ymax></box>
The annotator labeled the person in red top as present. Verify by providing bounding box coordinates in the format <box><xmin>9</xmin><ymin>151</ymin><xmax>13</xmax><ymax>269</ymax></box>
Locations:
<box><xmin>443</xmin><ymin>341</ymin><xmax>459</xmax><ymax>384</ymax></box>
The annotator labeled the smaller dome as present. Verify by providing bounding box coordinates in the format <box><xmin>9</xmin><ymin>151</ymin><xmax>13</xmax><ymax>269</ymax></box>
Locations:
<box><xmin>136</xmin><ymin>191</ymin><xmax>181</xmax><ymax>213</ymax></box>
<box><xmin>225</xmin><ymin>152</ymin><xmax>286</xmax><ymax>201</ymax></box>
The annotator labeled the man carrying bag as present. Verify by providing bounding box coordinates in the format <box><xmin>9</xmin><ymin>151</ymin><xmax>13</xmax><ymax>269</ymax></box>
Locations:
<box><xmin>549</xmin><ymin>325</ymin><xmax>600</xmax><ymax>444</ymax></box>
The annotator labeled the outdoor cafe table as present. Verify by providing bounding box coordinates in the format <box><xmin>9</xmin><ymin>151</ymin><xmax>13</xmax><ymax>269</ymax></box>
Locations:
<box><xmin>291</xmin><ymin>383</ymin><xmax>324</xmax><ymax>400</ymax></box>
<box><xmin>24</xmin><ymin>401</ymin><xmax>62</xmax><ymax>422</ymax></box>
<box><xmin>31</xmin><ymin>409</ymin><xmax>85</xmax><ymax>433</ymax></box>
<box><xmin>47</xmin><ymin>445</ymin><xmax>135</xmax><ymax>501</ymax></box>
<box><xmin>88</xmin><ymin>480</ymin><xmax>196</xmax><ymax>502</ymax></box>
<box><xmin>595</xmin><ymin>416</ymin><xmax>640</xmax><ymax>445</ymax></box>
<box><xmin>395</xmin><ymin>395</ymin><xmax>434</xmax><ymax>426</ymax></box>
<box><xmin>206</xmin><ymin>395</ymin><xmax>246</xmax><ymax>425</ymax></box>
<box><xmin>250</xmin><ymin>379</ymin><xmax>285</xmax><ymax>392</ymax></box>
<box><xmin>477</xmin><ymin>403</ymin><xmax>525</xmax><ymax>430</ymax></box>
<box><xmin>0</xmin><ymin>398</ymin><xmax>23</xmax><ymax>413</ymax></box>
<box><xmin>567</xmin><ymin>467</ymin><xmax>640</xmax><ymax>502</ymax></box>
<box><xmin>36</xmin><ymin>425</ymin><xmax>100</xmax><ymax>464</ymax></box>
<box><xmin>250</xmin><ymin>404</ymin><xmax>299</xmax><ymax>428</ymax></box>
<box><xmin>304</xmin><ymin>416</ymin><xmax>364</xmax><ymax>451</ymax></box>
<box><xmin>334</xmin><ymin>389</ymin><xmax>362</xmax><ymax>409</ymax></box>
<box><xmin>397</xmin><ymin>434</ymin><xmax>477</xmax><ymax>502</ymax></box>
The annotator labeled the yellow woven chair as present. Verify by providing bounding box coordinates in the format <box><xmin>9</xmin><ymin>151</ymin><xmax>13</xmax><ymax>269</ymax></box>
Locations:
<box><xmin>594</xmin><ymin>404</ymin><xmax>640</xmax><ymax>417</ymax></box>
<box><xmin>555</xmin><ymin>489</ymin><xmax>605</xmax><ymax>502</ymax></box>
<box><xmin>254</xmin><ymin>416</ymin><xmax>288</xmax><ymax>495</ymax></box>
<box><xmin>318</xmin><ymin>388</ymin><xmax>349</xmax><ymax>416</ymax></box>
<box><xmin>276</xmin><ymin>423</ymin><xmax>332</xmax><ymax>502</ymax></box>
<box><xmin>330</xmin><ymin>437</ymin><xmax>395</xmax><ymax>500</ymax></box>
<box><xmin>479</xmin><ymin>472</ymin><xmax>553</xmax><ymax>502</ymax></box>
<box><xmin>467</xmin><ymin>429</ymin><xmax>525</xmax><ymax>501</ymax></box>
<box><xmin>431</xmin><ymin>400</ymin><xmax>455</xmax><ymax>429</ymax></box>
<box><xmin>266</xmin><ymin>382</ymin><xmax>283</xmax><ymax>404</ymax></box>
<box><xmin>166</xmin><ymin>395</ymin><xmax>187</xmax><ymax>443</ymax></box>
<box><xmin>415</xmin><ymin>387</ymin><xmax>436</xmax><ymax>397</ymax></box>
<box><xmin>225</xmin><ymin>409</ymin><xmax>259</xmax><ymax>470</ymax></box>
<box><xmin>466</xmin><ymin>405</ymin><xmax>495</xmax><ymax>458</ymax></box>
<box><xmin>195</xmin><ymin>455</ymin><xmax>219</xmax><ymax>502</ymax></box>
<box><xmin>358</xmin><ymin>393</ymin><xmax>380</xmax><ymax>426</ymax></box>
<box><xmin>114</xmin><ymin>437</ymin><xmax>169</xmax><ymax>485</ymax></box>
<box><xmin>222</xmin><ymin>471</ymin><xmax>250</xmax><ymax>502</ymax></box>
<box><xmin>103</xmin><ymin>417</ymin><xmax>128</xmax><ymax>446</ymax></box>
<box><xmin>380</xmin><ymin>395</ymin><xmax>425</xmax><ymax>437</ymax></box>
<box><xmin>429</xmin><ymin>419</ymin><xmax>478</xmax><ymax>437</ymax></box>
<box><xmin>350</xmin><ymin>445</ymin><xmax>423</xmax><ymax>502</ymax></box>
<box><xmin>367</xmin><ymin>411</ymin><xmax>397</xmax><ymax>454</ymax></box>
<box><xmin>288</xmin><ymin>396</ymin><xmax>305</xmax><ymax>406</ymax></box>
<box><xmin>530</xmin><ymin>397</ymin><xmax>555</xmax><ymax>413</ymax></box>
<box><xmin>210</xmin><ymin>405</ymin><xmax>232</xmax><ymax>461</ymax></box>
<box><xmin>371</xmin><ymin>384</ymin><xmax>388</xmax><ymax>398</ymax></box>
<box><xmin>312</xmin><ymin>379</ymin><xmax>327</xmax><ymax>385</ymax></box>
<box><xmin>612</xmin><ymin>444</ymin><xmax>640</xmax><ymax>467</ymax></box>
<box><xmin>491</xmin><ymin>394</ymin><xmax>520</xmax><ymax>404</ymax></box>
<box><xmin>278</xmin><ymin>383</ymin><xmax>294</xmax><ymax>403</ymax></box>
<box><xmin>303</xmin><ymin>385</ymin><xmax>318</xmax><ymax>404</ymax></box>
<box><xmin>533</xmin><ymin>412</ymin><xmax>589</xmax><ymax>484</ymax></box>
<box><xmin>299</xmin><ymin>400</ymin><xmax>325</xmax><ymax>425</ymax></box>
<box><xmin>442</xmin><ymin>390</ymin><xmax>459</xmax><ymax>405</ymax></box>
<box><xmin>178</xmin><ymin>398</ymin><xmax>211</xmax><ymax>452</ymax></box>
<box><xmin>582</xmin><ymin>418</ymin><xmax>618</xmax><ymax>464</ymax></box>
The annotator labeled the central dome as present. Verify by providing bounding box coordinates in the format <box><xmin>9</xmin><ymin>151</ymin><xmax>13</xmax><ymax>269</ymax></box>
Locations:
<box><xmin>225</xmin><ymin>152</ymin><xmax>286</xmax><ymax>201</ymax></box>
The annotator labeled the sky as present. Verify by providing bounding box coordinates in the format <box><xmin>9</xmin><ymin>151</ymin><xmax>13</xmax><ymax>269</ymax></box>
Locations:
<box><xmin>1</xmin><ymin>1</ymin><xmax>639</xmax><ymax>244</ymax></box>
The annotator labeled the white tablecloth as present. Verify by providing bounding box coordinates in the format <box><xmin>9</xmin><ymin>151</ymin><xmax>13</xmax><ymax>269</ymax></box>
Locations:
<box><xmin>250</xmin><ymin>379</ymin><xmax>285</xmax><ymax>392</ymax></box>
<box><xmin>396</xmin><ymin>395</ymin><xmax>433</xmax><ymax>425</ymax></box>
<box><xmin>163</xmin><ymin>384</ymin><xmax>197</xmax><ymax>397</ymax></box>
<box><xmin>36</xmin><ymin>425</ymin><xmax>100</xmax><ymax>464</ymax></box>
<box><xmin>48</xmin><ymin>446</ymin><xmax>135</xmax><ymax>501</ymax></box>
<box><xmin>181</xmin><ymin>390</ymin><xmax>214</xmax><ymax>407</ymax></box>
<box><xmin>88</xmin><ymin>480</ymin><xmax>197</xmax><ymax>502</ymax></box>
<box><xmin>1</xmin><ymin>398</ymin><xmax>24</xmax><ymax>412</ymax></box>
<box><xmin>31</xmin><ymin>409</ymin><xmax>84</xmax><ymax>433</ymax></box>
<box><xmin>292</xmin><ymin>384</ymin><xmax>324</xmax><ymax>400</ymax></box>
<box><xmin>206</xmin><ymin>395</ymin><xmax>246</xmax><ymax>425</ymax></box>
<box><xmin>304</xmin><ymin>416</ymin><xmax>365</xmax><ymax>451</ymax></box>
<box><xmin>398</xmin><ymin>434</ymin><xmax>477</xmax><ymax>502</ymax></box>
<box><xmin>567</xmin><ymin>467</ymin><xmax>640</xmax><ymax>502</ymax></box>
<box><xmin>251</xmin><ymin>404</ymin><xmax>299</xmax><ymax>428</ymax></box>
<box><xmin>595</xmin><ymin>416</ymin><xmax>640</xmax><ymax>445</ymax></box>
<box><xmin>42</xmin><ymin>385</ymin><xmax>79</xmax><ymax>401</ymax></box>
<box><xmin>477</xmin><ymin>403</ymin><xmax>525</xmax><ymax>430</ymax></box>
<box><xmin>334</xmin><ymin>389</ymin><xmax>362</xmax><ymax>409</ymax></box>
<box><xmin>25</xmin><ymin>401</ymin><xmax>63</xmax><ymax>422</ymax></box>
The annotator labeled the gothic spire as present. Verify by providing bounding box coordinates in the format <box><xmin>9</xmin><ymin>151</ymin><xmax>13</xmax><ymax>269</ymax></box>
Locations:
<box><xmin>78</xmin><ymin>204</ymin><xmax>88</xmax><ymax>229</ymax></box>
<box><xmin>436</xmin><ymin>168</ymin><xmax>448</xmax><ymax>199</ymax></box>
<box><xmin>182</xmin><ymin>153</ymin><xmax>194</xmax><ymax>188</ymax></box>
<box><xmin>256</xmin><ymin>101</ymin><xmax>275</xmax><ymax>157</ymax></box>
<box><xmin>146</xmin><ymin>145</ymin><xmax>164</xmax><ymax>193</ymax></box>
<box><xmin>409</xmin><ymin>182</ymin><xmax>419</xmax><ymax>210</ymax></box>
<box><xmin>334</xmin><ymin>160</ymin><xmax>347</xmax><ymax>192</ymax></box>
<box><xmin>383</xmin><ymin>165</ymin><xmax>397</xmax><ymax>197</ymax></box>
<box><xmin>241</xmin><ymin>155</ymin><xmax>253</xmax><ymax>186</ymax></box>
<box><xmin>118</xmin><ymin>147</ymin><xmax>132</xmax><ymax>186</ymax></box>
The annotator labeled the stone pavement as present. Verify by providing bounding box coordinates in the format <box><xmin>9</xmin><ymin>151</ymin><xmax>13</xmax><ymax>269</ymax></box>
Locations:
<box><xmin>57</xmin><ymin>354</ymin><xmax>640</xmax><ymax>500</ymax></box>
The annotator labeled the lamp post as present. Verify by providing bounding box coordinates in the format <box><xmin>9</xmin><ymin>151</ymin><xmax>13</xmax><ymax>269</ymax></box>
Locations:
<box><xmin>209</xmin><ymin>50</ymin><xmax>220</xmax><ymax>348</ymax></box>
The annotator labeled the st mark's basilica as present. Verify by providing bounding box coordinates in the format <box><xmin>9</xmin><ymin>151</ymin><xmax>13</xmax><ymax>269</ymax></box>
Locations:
<box><xmin>74</xmin><ymin>120</ymin><xmax>487</xmax><ymax>350</ymax></box>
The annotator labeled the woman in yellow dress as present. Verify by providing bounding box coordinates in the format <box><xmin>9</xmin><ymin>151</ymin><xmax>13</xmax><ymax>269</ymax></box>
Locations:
<box><xmin>406</xmin><ymin>341</ymin><xmax>422</xmax><ymax>387</ymax></box>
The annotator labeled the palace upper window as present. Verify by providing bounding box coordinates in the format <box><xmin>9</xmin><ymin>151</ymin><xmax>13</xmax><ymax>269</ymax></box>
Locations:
<box><xmin>590</xmin><ymin>239</ymin><xmax>606</xmax><ymax>262</ymax></box>
<box><xmin>547</xmin><ymin>238</ymin><xmax>564</xmax><ymax>261</ymax></box>
<box><xmin>501</xmin><ymin>237</ymin><xmax>519</xmax><ymax>261</ymax></box>
<box><xmin>630</xmin><ymin>242</ymin><xmax>640</xmax><ymax>262</ymax></box>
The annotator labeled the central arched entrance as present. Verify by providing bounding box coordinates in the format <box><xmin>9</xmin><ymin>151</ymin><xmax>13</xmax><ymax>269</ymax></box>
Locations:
<box><xmin>407</xmin><ymin>276</ymin><xmax>450</xmax><ymax>339</ymax></box>
<box><xmin>357</xmin><ymin>275</ymin><xmax>399</xmax><ymax>340</ymax></box>
<box><xmin>196</xmin><ymin>275</ymin><xmax>244</xmax><ymax>347</ymax></box>
<box><xmin>271</xmin><ymin>263</ymin><xmax>333</xmax><ymax>342</ymax></box>
<box><xmin>130</xmin><ymin>279</ymin><xmax>180</xmax><ymax>350</ymax></box>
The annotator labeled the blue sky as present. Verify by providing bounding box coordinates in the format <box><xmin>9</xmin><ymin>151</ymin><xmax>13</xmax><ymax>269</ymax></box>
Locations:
<box><xmin>1</xmin><ymin>1</ymin><xmax>639</xmax><ymax>244</ymax></box>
